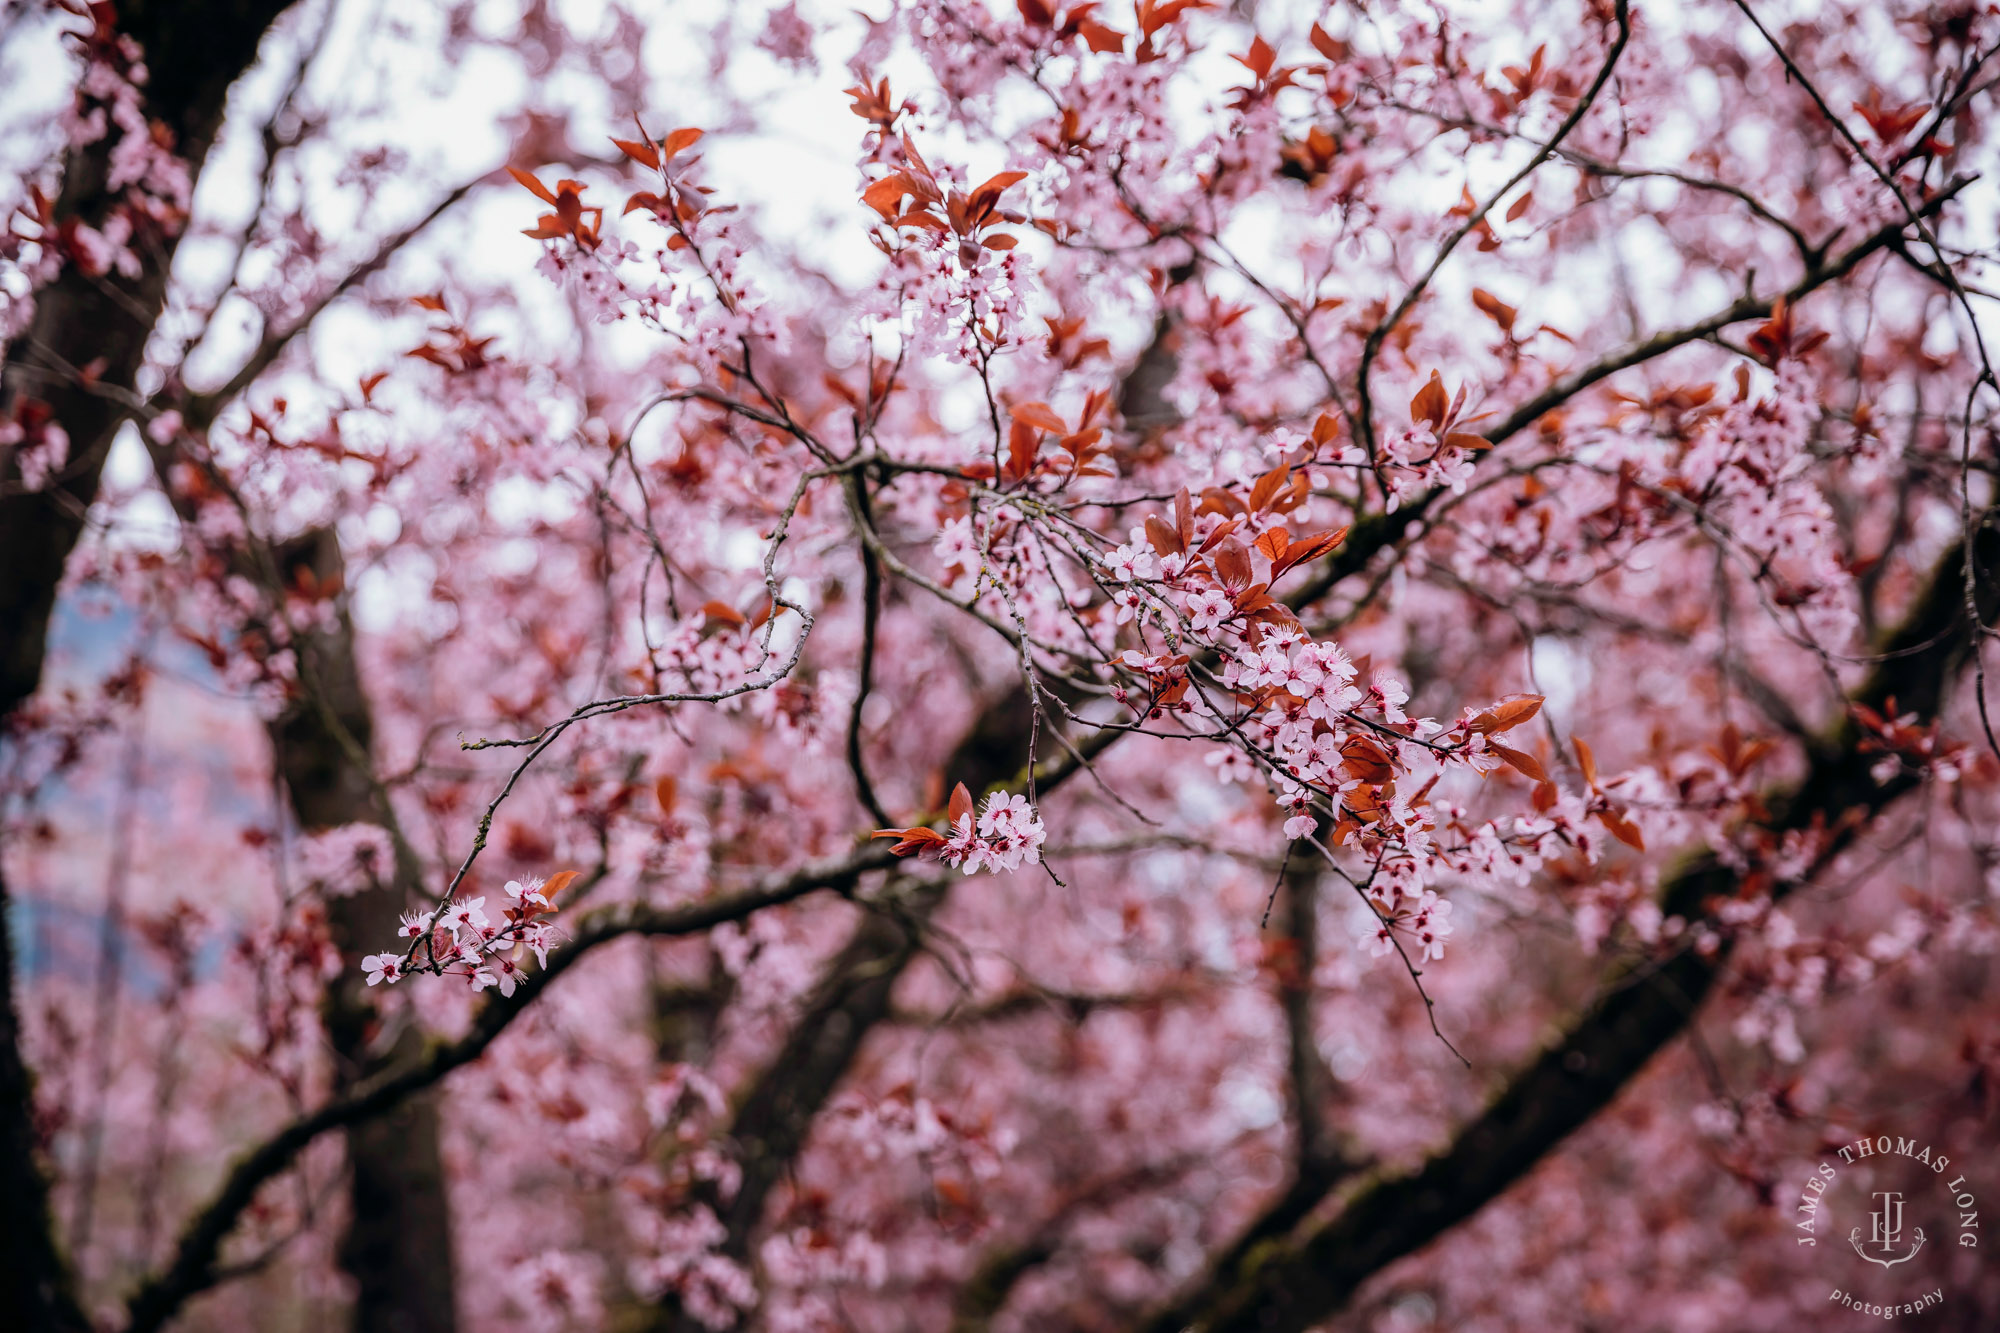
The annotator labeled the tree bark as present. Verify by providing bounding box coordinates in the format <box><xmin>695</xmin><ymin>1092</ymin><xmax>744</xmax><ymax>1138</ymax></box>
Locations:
<box><xmin>267</xmin><ymin>527</ymin><xmax>459</xmax><ymax>1333</ymax></box>
<box><xmin>0</xmin><ymin>860</ymin><xmax>92</xmax><ymax>1333</ymax></box>
<box><xmin>652</xmin><ymin>681</ymin><xmax>1050</xmax><ymax>1331</ymax></box>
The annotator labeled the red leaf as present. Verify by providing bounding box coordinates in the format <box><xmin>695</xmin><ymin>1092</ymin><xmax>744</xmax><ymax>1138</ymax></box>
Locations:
<box><xmin>1596</xmin><ymin>807</ymin><xmax>1646</xmax><ymax>851</ymax></box>
<box><xmin>972</xmin><ymin>169</ymin><xmax>1029</xmax><ymax>199</ymax></box>
<box><xmin>1471</xmin><ymin>287</ymin><xmax>1517</xmax><ymax>333</ymax></box>
<box><xmin>1057</xmin><ymin>428</ymin><xmax>1102</xmax><ymax>458</ymax></box>
<box><xmin>506</xmin><ymin>165</ymin><xmax>559</xmax><ymax>205</ymax></box>
<box><xmin>1574</xmin><ymin>735</ymin><xmax>1599</xmax><ymax>787</ymax></box>
<box><xmin>871</xmin><ymin>827</ymin><xmax>948</xmax><ymax>857</ymax></box>
<box><xmin>1851</xmin><ymin>90</ymin><xmax>1930</xmax><ymax>144</ymax></box>
<box><xmin>1410</xmin><ymin>370</ymin><xmax>1449</xmax><ymax>429</ymax></box>
<box><xmin>1079</xmin><ymin>20</ymin><xmax>1125</xmax><ymax>52</ymax></box>
<box><xmin>1235</xmin><ymin>35</ymin><xmax>1276</xmax><ymax>80</ymax></box>
<box><xmin>1469</xmin><ymin>694</ymin><xmax>1543</xmax><ymax>735</ymax></box>
<box><xmin>1010</xmin><ymin>401</ymin><xmax>1067</xmax><ymax>434</ymax></box>
<box><xmin>1006</xmin><ymin>419</ymin><xmax>1040</xmax><ymax>482</ymax></box>
<box><xmin>948</xmin><ymin>782</ymin><xmax>974</xmax><ymax>830</ymax></box>
<box><xmin>1248</xmin><ymin>464</ymin><xmax>1289</xmax><ymax>512</ymax></box>
<box><xmin>611</xmin><ymin>136</ymin><xmax>660</xmax><ymax>170</ymax></box>
<box><xmin>1210</xmin><ymin>535</ymin><xmax>1254</xmax><ymax>588</ymax></box>
<box><xmin>661</xmin><ymin>127</ymin><xmax>704</xmax><ymax>158</ymax></box>
<box><xmin>1271</xmin><ymin>527</ymin><xmax>1348</xmax><ymax>577</ymax></box>
<box><xmin>862</xmin><ymin>174</ymin><xmax>912</xmax><ymax>219</ymax></box>
<box><xmin>1489</xmin><ymin>742</ymin><xmax>1546</xmax><ymax>781</ymax></box>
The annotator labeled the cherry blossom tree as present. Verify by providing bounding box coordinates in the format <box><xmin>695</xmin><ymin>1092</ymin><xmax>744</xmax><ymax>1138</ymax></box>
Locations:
<box><xmin>4</xmin><ymin>0</ymin><xmax>1999</xmax><ymax>1330</ymax></box>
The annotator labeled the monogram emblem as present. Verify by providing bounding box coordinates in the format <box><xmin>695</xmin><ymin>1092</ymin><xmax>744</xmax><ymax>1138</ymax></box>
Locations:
<box><xmin>1848</xmin><ymin>1191</ymin><xmax>1926</xmax><ymax>1269</ymax></box>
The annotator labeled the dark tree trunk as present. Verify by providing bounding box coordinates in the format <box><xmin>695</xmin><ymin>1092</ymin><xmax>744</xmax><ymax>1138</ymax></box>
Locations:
<box><xmin>268</xmin><ymin>528</ymin><xmax>459</xmax><ymax>1333</ymax></box>
<box><xmin>0</xmin><ymin>858</ymin><xmax>92</xmax><ymax>1333</ymax></box>
<box><xmin>651</xmin><ymin>684</ymin><xmax>1053</xmax><ymax>1332</ymax></box>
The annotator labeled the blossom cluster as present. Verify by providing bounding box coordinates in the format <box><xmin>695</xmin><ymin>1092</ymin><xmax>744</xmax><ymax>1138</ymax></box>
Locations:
<box><xmin>933</xmin><ymin>507</ymin><xmax>1098</xmax><ymax>656</ymax></box>
<box><xmin>627</xmin><ymin>1206</ymin><xmax>759</xmax><ymax>1330</ymax></box>
<box><xmin>1087</xmin><ymin>481</ymin><xmax>1672</xmax><ymax>967</ymax></box>
<box><xmin>1357</xmin><ymin>884</ymin><xmax>1457</xmax><ymax>962</ymax></box>
<box><xmin>944</xmin><ymin>790</ymin><xmax>1048</xmax><ymax>874</ymax></box>
<box><xmin>361</xmin><ymin>875</ymin><xmax>569</xmax><ymax>996</ymax></box>
<box><xmin>1679</xmin><ymin>358</ymin><xmax>1855</xmax><ymax>646</ymax></box>
<box><xmin>874</xmin><ymin>785</ymin><xmax>1048</xmax><ymax>876</ymax></box>
<box><xmin>514</xmin><ymin>140</ymin><xmax>783</xmax><ymax>376</ymax></box>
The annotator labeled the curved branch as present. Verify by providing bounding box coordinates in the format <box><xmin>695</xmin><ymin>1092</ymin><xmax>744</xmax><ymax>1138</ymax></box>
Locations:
<box><xmin>118</xmin><ymin>848</ymin><xmax>890</xmax><ymax>1333</ymax></box>
<box><xmin>1258</xmin><ymin>179</ymin><xmax>1973</xmax><ymax>638</ymax></box>
<box><xmin>1475</xmin><ymin>176</ymin><xmax>1973</xmax><ymax>451</ymax></box>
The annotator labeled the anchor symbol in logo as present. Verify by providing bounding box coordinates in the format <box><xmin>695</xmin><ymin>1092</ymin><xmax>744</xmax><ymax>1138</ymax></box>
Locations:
<box><xmin>1850</xmin><ymin>1191</ymin><xmax>1926</xmax><ymax>1268</ymax></box>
